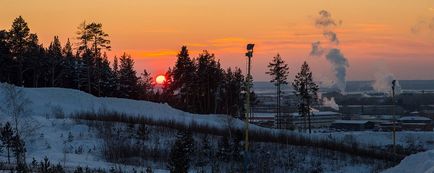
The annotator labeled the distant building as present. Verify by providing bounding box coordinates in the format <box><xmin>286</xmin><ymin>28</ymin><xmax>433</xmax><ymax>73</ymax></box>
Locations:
<box><xmin>250</xmin><ymin>112</ymin><xmax>275</xmax><ymax>128</ymax></box>
<box><xmin>290</xmin><ymin>111</ymin><xmax>340</xmax><ymax>130</ymax></box>
<box><xmin>399</xmin><ymin>116</ymin><xmax>433</xmax><ymax>131</ymax></box>
<box><xmin>330</xmin><ymin>120</ymin><xmax>375</xmax><ymax>131</ymax></box>
<box><xmin>339</xmin><ymin>105</ymin><xmax>405</xmax><ymax>115</ymax></box>
<box><xmin>373</xmin><ymin>121</ymin><xmax>402</xmax><ymax>132</ymax></box>
<box><xmin>352</xmin><ymin>114</ymin><xmax>401</xmax><ymax>131</ymax></box>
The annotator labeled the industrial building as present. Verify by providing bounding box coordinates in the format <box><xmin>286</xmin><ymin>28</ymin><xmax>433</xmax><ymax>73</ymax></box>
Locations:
<box><xmin>290</xmin><ymin>111</ymin><xmax>341</xmax><ymax>130</ymax></box>
<box><xmin>399</xmin><ymin>116</ymin><xmax>433</xmax><ymax>131</ymax></box>
<box><xmin>330</xmin><ymin>120</ymin><xmax>375</xmax><ymax>131</ymax></box>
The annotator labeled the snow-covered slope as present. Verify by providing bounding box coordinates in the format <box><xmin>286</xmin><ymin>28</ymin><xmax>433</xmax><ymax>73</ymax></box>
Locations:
<box><xmin>4</xmin><ymin>85</ymin><xmax>258</xmax><ymax>131</ymax></box>
<box><xmin>0</xmin><ymin>84</ymin><xmax>270</xmax><ymax>171</ymax></box>
<box><xmin>382</xmin><ymin>150</ymin><xmax>434</xmax><ymax>173</ymax></box>
<box><xmin>1</xmin><ymin>84</ymin><xmax>432</xmax><ymax>172</ymax></box>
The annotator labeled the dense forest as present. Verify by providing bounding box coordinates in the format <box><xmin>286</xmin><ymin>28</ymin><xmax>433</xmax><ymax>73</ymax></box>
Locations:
<box><xmin>0</xmin><ymin>16</ymin><xmax>251</xmax><ymax>117</ymax></box>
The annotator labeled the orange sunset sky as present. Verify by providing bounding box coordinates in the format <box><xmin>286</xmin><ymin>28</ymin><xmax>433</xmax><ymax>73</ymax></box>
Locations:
<box><xmin>1</xmin><ymin>0</ymin><xmax>434</xmax><ymax>81</ymax></box>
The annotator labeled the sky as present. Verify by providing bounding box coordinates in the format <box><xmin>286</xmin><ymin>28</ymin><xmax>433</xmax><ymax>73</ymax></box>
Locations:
<box><xmin>1</xmin><ymin>0</ymin><xmax>434</xmax><ymax>82</ymax></box>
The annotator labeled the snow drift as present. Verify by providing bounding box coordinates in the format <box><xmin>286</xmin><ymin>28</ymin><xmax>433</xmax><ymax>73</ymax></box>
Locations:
<box><xmin>0</xmin><ymin>84</ymin><xmax>264</xmax><ymax>132</ymax></box>
<box><xmin>382</xmin><ymin>150</ymin><xmax>434</xmax><ymax>173</ymax></box>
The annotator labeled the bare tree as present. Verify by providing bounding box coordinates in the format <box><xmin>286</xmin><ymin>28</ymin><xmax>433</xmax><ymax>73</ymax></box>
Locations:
<box><xmin>0</xmin><ymin>84</ymin><xmax>39</xmax><ymax>139</ymax></box>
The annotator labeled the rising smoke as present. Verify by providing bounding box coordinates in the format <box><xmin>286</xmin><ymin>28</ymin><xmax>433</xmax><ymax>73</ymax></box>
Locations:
<box><xmin>372</xmin><ymin>71</ymin><xmax>402</xmax><ymax>96</ymax></box>
<box><xmin>310</xmin><ymin>41</ymin><xmax>324</xmax><ymax>56</ymax></box>
<box><xmin>322</xmin><ymin>97</ymin><xmax>339</xmax><ymax>111</ymax></box>
<box><xmin>411</xmin><ymin>17</ymin><xmax>434</xmax><ymax>34</ymax></box>
<box><xmin>310</xmin><ymin>10</ymin><xmax>349</xmax><ymax>92</ymax></box>
<box><xmin>326</xmin><ymin>49</ymin><xmax>349</xmax><ymax>91</ymax></box>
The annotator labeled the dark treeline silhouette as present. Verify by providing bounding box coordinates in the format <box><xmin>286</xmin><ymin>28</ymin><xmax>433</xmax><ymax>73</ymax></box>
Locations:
<box><xmin>162</xmin><ymin>46</ymin><xmax>248</xmax><ymax>115</ymax></box>
<box><xmin>0</xmin><ymin>16</ymin><xmax>250</xmax><ymax>116</ymax></box>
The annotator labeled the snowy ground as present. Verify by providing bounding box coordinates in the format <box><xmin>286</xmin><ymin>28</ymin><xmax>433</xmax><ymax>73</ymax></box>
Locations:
<box><xmin>382</xmin><ymin>150</ymin><xmax>434</xmax><ymax>173</ymax></box>
<box><xmin>0</xmin><ymin>84</ymin><xmax>432</xmax><ymax>172</ymax></box>
<box><xmin>312</xmin><ymin>131</ymin><xmax>434</xmax><ymax>150</ymax></box>
<box><xmin>26</xmin><ymin>117</ymin><xmax>169</xmax><ymax>172</ymax></box>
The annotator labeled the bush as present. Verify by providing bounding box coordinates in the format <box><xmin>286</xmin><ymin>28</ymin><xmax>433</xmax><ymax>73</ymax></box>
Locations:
<box><xmin>51</xmin><ymin>105</ymin><xmax>65</xmax><ymax>119</ymax></box>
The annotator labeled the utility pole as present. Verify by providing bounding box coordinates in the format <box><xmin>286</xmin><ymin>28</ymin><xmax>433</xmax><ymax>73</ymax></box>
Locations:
<box><xmin>243</xmin><ymin>43</ymin><xmax>254</xmax><ymax>173</ymax></box>
<box><xmin>392</xmin><ymin>80</ymin><xmax>396</xmax><ymax>153</ymax></box>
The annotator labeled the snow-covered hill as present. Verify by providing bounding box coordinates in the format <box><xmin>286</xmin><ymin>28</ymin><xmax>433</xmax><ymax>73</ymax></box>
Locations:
<box><xmin>0</xmin><ymin>84</ymin><xmax>287</xmax><ymax>172</ymax></box>
<box><xmin>1</xmin><ymin>84</ymin><xmax>433</xmax><ymax>172</ymax></box>
<box><xmin>20</xmin><ymin>86</ymin><xmax>249</xmax><ymax>130</ymax></box>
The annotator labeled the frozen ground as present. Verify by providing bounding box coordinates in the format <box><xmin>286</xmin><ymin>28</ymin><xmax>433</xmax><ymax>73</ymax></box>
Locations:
<box><xmin>0</xmin><ymin>84</ymin><xmax>432</xmax><ymax>172</ymax></box>
<box><xmin>312</xmin><ymin>131</ymin><xmax>434</xmax><ymax>150</ymax></box>
<box><xmin>382</xmin><ymin>149</ymin><xmax>434</xmax><ymax>173</ymax></box>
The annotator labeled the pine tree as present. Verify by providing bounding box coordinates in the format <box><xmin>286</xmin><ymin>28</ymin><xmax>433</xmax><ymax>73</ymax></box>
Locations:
<box><xmin>217</xmin><ymin>135</ymin><xmax>232</xmax><ymax>162</ymax></box>
<box><xmin>1</xmin><ymin>122</ymin><xmax>14</xmax><ymax>163</ymax></box>
<box><xmin>138</xmin><ymin>69</ymin><xmax>155</xmax><ymax>100</ymax></box>
<box><xmin>292</xmin><ymin>61</ymin><xmax>319</xmax><ymax>134</ymax></box>
<box><xmin>75</xmin><ymin>21</ymin><xmax>111</xmax><ymax>94</ymax></box>
<box><xmin>161</xmin><ymin>68</ymin><xmax>174</xmax><ymax>103</ymax></box>
<box><xmin>230</xmin><ymin>134</ymin><xmax>242</xmax><ymax>162</ymax></box>
<box><xmin>27</xmin><ymin>34</ymin><xmax>46</xmax><ymax>87</ymax></box>
<box><xmin>78</xmin><ymin>49</ymin><xmax>94</xmax><ymax>92</ymax></box>
<box><xmin>195</xmin><ymin>50</ymin><xmax>224</xmax><ymax>114</ymax></box>
<box><xmin>221</xmin><ymin>67</ymin><xmax>245</xmax><ymax>117</ymax></box>
<box><xmin>8</xmin><ymin>16</ymin><xmax>32</xmax><ymax>86</ymax></box>
<box><xmin>40</xmin><ymin>156</ymin><xmax>51</xmax><ymax>172</ymax></box>
<box><xmin>136</xmin><ymin>124</ymin><xmax>149</xmax><ymax>141</ymax></box>
<box><xmin>95</xmin><ymin>52</ymin><xmax>115</xmax><ymax>96</ymax></box>
<box><xmin>112</xmin><ymin>56</ymin><xmax>120</xmax><ymax>96</ymax></box>
<box><xmin>118</xmin><ymin>53</ymin><xmax>139</xmax><ymax>99</ymax></box>
<box><xmin>62</xmin><ymin>38</ymin><xmax>77</xmax><ymax>89</ymax></box>
<box><xmin>0</xmin><ymin>30</ymin><xmax>12</xmax><ymax>83</ymax></box>
<box><xmin>146</xmin><ymin>166</ymin><xmax>153</xmax><ymax>173</ymax></box>
<box><xmin>47</xmin><ymin>36</ymin><xmax>64</xmax><ymax>87</ymax></box>
<box><xmin>167</xmin><ymin>129</ymin><xmax>194</xmax><ymax>173</ymax></box>
<box><xmin>266</xmin><ymin>54</ymin><xmax>290</xmax><ymax>129</ymax></box>
<box><xmin>171</xmin><ymin>46</ymin><xmax>197</xmax><ymax>111</ymax></box>
<box><xmin>195</xmin><ymin>134</ymin><xmax>212</xmax><ymax>171</ymax></box>
<box><xmin>11</xmin><ymin>133</ymin><xmax>26</xmax><ymax>170</ymax></box>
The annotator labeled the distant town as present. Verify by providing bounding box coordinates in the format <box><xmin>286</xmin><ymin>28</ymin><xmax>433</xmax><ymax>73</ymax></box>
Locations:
<box><xmin>251</xmin><ymin>81</ymin><xmax>434</xmax><ymax>132</ymax></box>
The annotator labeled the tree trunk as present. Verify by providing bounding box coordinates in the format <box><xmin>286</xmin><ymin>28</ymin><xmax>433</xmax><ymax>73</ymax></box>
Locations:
<box><xmin>18</xmin><ymin>62</ymin><xmax>24</xmax><ymax>86</ymax></box>
<box><xmin>308</xmin><ymin>99</ymin><xmax>311</xmax><ymax>134</ymax></box>
<box><xmin>87</xmin><ymin>66</ymin><xmax>91</xmax><ymax>93</ymax></box>
<box><xmin>7</xmin><ymin>148</ymin><xmax>10</xmax><ymax>164</ymax></box>
<box><xmin>277</xmin><ymin>84</ymin><xmax>280</xmax><ymax>128</ymax></box>
<box><xmin>308</xmin><ymin>111</ymin><xmax>311</xmax><ymax>134</ymax></box>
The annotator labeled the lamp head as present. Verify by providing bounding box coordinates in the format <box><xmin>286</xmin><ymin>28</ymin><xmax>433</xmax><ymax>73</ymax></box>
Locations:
<box><xmin>246</xmin><ymin>44</ymin><xmax>255</xmax><ymax>51</ymax></box>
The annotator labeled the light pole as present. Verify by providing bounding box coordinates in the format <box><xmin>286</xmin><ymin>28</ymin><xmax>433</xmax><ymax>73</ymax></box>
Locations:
<box><xmin>243</xmin><ymin>43</ymin><xmax>254</xmax><ymax>172</ymax></box>
<box><xmin>392</xmin><ymin>80</ymin><xmax>396</xmax><ymax>153</ymax></box>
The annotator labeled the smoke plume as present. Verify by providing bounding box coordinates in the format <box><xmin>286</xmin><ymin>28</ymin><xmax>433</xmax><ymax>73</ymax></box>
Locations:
<box><xmin>310</xmin><ymin>10</ymin><xmax>349</xmax><ymax>92</ymax></box>
<box><xmin>372</xmin><ymin>71</ymin><xmax>402</xmax><ymax>95</ymax></box>
<box><xmin>326</xmin><ymin>49</ymin><xmax>349</xmax><ymax>91</ymax></box>
<box><xmin>322</xmin><ymin>97</ymin><xmax>339</xmax><ymax>111</ymax></box>
<box><xmin>411</xmin><ymin>17</ymin><xmax>434</xmax><ymax>34</ymax></box>
<box><xmin>310</xmin><ymin>41</ymin><xmax>324</xmax><ymax>56</ymax></box>
<box><xmin>323</xmin><ymin>31</ymin><xmax>339</xmax><ymax>44</ymax></box>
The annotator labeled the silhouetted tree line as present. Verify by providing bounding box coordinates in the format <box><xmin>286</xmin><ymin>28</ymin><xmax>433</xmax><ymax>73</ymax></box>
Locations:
<box><xmin>0</xmin><ymin>16</ymin><xmax>145</xmax><ymax>99</ymax></box>
<box><xmin>0</xmin><ymin>16</ymin><xmax>251</xmax><ymax>116</ymax></box>
<box><xmin>162</xmin><ymin>46</ymin><xmax>250</xmax><ymax>116</ymax></box>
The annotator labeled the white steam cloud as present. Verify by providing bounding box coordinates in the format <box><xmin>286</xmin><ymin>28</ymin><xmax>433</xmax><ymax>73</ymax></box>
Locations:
<box><xmin>310</xmin><ymin>10</ymin><xmax>349</xmax><ymax>92</ymax></box>
<box><xmin>411</xmin><ymin>17</ymin><xmax>434</xmax><ymax>34</ymax></box>
<box><xmin>326</xmin><ymin>49</ymin><xmax>349</xmax><ymax>91</ymax></box>
<box><xmin>372</xmin><ymin>71</ymin><xmax>402</xmax><ymax>96</ymax></box>
<box><xmin>322</xmin><ymin>97</ymin><xmax>339</xmax><ymax>111</ymax></box>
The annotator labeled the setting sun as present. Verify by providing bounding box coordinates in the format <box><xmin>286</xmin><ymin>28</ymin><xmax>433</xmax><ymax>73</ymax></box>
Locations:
<box><xmin>155</xmin><ymin>75</ymin><xmax>166</xmax><ymax>85</ymax></box>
